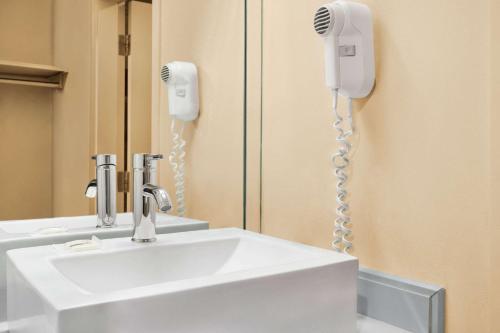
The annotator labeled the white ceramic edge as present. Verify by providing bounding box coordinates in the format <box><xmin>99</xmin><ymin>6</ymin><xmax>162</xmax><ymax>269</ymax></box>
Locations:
<box><xmin>0</xmin><ymin>315</ymin><xmax>411</xmax><ymax>333</ymax></box>
<box><xmin>0</xmin><ymin>213</ymin><xmax>206</xmax><ymax>241</ymax></box>
<box><xmin>7</xmin><ymin>228</ymin><xmax>357</xmax><ymax>312</ymax></box>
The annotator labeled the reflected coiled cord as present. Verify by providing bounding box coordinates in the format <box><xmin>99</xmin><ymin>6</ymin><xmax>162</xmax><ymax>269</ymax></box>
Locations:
<box><xmin>331</xmin><ymin>90</ymin><xmax>354</xmax><ymax>254</ymax></box>
<box><xmin>168</xmin><ymin>119</ymin><xmax>186</xmax><ymax>217</ymax></box>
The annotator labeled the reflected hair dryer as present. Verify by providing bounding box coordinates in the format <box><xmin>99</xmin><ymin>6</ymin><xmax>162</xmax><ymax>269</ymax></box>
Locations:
<box><xmin>160</xmin><ymin>61</ymin><xmax>199</xmax><ymax>121</ymax></box>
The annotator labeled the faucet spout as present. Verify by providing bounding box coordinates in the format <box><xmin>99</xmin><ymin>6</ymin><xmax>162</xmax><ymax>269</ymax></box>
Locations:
<box><xmin>85</xmin><ymin>179</ymin><xmax>97</xmax><ymax>198</ymax></box>
<box><xmin>142</xmin><ymin>184</ymin><xmax>172</xmax><ymax>212</ymax></box>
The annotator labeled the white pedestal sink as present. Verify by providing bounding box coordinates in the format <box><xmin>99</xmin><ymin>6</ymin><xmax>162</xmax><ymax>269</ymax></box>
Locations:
<box><xmin>7</xmin><ymin>228</ymin><xmax>357</xmax><ymax>333</ymax></box>
<box><xmin>0</xmin><ymin>213</ymin><xmax>208</xmax><ymax>331</ymax></box>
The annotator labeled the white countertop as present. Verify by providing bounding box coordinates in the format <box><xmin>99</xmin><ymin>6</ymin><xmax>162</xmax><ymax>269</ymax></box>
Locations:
<box><xmin>358</xmin><ymin>314</ymin><xmax>412</xmax><ymax>333</ymax></box>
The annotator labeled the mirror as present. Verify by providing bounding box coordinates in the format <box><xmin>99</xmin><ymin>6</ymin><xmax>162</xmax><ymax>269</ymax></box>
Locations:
<box><xmin>0</xmin><ymin>0</ymin><xmax>246</xmax><ymax>230</ymax></box>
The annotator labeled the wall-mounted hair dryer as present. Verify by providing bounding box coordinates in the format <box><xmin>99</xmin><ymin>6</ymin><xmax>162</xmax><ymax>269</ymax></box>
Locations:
<box><xmin>160</xmin><ymin>61</ymin><xmax>199</xmax><ymax>218</ymax></box>
<box><xmin>314</xmin><ymin>1</ymin><xmax>375</xmax><ymax>254</ymax></box>
<box><xmin>314</xmin><ymin>0</ymin><xmax>375</xmax><ymax>98</ymax></box>
<box><xmin>160</xmin><ymin>61</ymin><xmax>199</xmax><ymax>121</ymax></box>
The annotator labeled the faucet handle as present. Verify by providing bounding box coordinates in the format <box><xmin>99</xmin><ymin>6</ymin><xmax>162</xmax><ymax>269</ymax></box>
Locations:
<box><xmin>91</xmin><ymin>154</ymin><xmax>117</xmax><ymax>166</ymax></box>
<box><xmin>145</xmin><ymin>154</ymin><xmax>163</xmax><ymax>161</ymax></box>
<box><xmin>133</xmin><ymin>153</ymin><xmax>164</xmax><ymax>169</ymax></box>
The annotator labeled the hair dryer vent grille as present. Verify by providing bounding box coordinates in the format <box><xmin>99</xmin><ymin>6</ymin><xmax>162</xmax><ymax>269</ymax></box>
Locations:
<box><xmin>314</xmin><ymin>6</ymin><xmax>333</xmax><ymax>35</ymax></box>
<box><xmin>161</xmin><ymin>65</ymin><xmax>170</xmax><ymax>82</ymax></box>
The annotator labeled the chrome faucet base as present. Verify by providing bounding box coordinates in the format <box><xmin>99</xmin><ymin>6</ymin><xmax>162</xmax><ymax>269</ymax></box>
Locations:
<box><xmin>97</xmin><ymin>225</ymin><xmax>116</xmax><ymax>229</ymax></box>
<box><xmin>131</xmin><ymin>237</ymin><xmax>157</xmax><ymax>243</ymax></box>
<box><xmin>86</xmin><ymin>154</ymin><xmax>118</xmax><ymax>229</ymax></box>
<box><xmin>132</xmin><ymin>154</ymin><xmax>172</xmax><ymax>242</ymax></box>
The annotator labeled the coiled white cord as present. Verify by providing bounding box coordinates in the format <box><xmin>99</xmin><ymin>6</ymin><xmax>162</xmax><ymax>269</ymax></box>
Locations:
<box><xmin>331</xmin><ymin>90</ymin><xmax>355</xmax><ymax>254</ymax></box>
<box><xmin>168</xmin><ymin>119</ymin><xmax>186</xmax><ymax>217</ymax></box>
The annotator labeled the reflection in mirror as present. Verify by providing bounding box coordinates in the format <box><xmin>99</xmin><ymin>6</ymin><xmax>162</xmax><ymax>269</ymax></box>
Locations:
<box><xmin>0</xmin><ymin>0</ymin><xmax>246</xmax><ymax>230</ymax></box>
<box><xmin>0</xmin><ymin>0</ymin><xmax>250</xmax><ymax>331</ymax></box>
<box><xmin>153</xmin><ymin>0</ymin><xmax>246</xmax><ymax>229</ymax></box>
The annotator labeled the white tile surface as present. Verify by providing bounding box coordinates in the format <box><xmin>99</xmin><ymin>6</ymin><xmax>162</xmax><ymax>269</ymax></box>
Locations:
<box><xmin>358</xmin><ymin>314</ymin><xmax>412</xmax><ymax>333</ymax></box>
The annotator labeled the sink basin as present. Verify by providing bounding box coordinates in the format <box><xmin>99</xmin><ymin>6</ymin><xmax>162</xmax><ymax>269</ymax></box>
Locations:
<box><xmin>52</xmin><ymin>237</ymin><xmax>249</xmax><ymax>293</ymax></box>
<box><xmin>7</xmin><ymin>228</ymin><xmax>357</xmax><ymax>333</ymax></box>
<box><xmin>0</xmin><ymin>213</ymin><xmax>208</xmax><ymax>329</ymax></box>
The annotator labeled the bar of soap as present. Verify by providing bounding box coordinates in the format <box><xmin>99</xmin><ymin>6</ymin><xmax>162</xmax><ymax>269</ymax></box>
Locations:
<box><xmin>63</xmin><ymin>236</ymin><xmax>102</xmax><ymax>252</ymax></box>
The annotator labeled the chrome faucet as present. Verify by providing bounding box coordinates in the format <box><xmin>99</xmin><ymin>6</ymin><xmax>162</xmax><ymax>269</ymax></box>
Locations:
<box><xmin>85</xmin><ymin>154</ymin><xmax>117</xmax><ymax>228</ymax></box>
<box><xmin>132</xmin><ymin>153</ymin><xmax>172</xmax><ymax>242</ymax></box>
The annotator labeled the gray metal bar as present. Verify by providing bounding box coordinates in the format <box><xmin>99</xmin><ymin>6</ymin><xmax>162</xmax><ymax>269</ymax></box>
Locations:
<box><xmin>358</xmin><ymin>267</ymin><xmax>445</xmax><ymax>333</ymax></box>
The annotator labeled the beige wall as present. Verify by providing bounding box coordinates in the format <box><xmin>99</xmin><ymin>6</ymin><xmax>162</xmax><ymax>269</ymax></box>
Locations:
<box><xmin>52</xmin><ymin>0</ymin><xmax>95</xmax><ymax>217</ymax></box>
<box><xmin>0</xmin><ymin>85</ymin><xmax>53</xmax><ymax>220</ymax></box>
<box><xmin>1</xmin><ymin>0</ymin><xmax>155</xmax><ymax>219</ymax></box>
<box><xmin>152</xmin><ymin>0</ymin><xmax>245</xmax><ymax>228</ymax></box>
<box><xmin>490</xmin><ymin>0</ymin><xmax>500</xmax><ymax>331</ymax></box>
<box><xmin>0</xmin><ymin>0</ymin><xmax>53</xmax><ymax>65</ymax></box>
<box><xmin>245</xmin><ymin>0</ymin><xmax>263</xmax><ymax>232</ymax></box>
<box><xmin>0</xmin><ymin>0</ymin><xmax>54</xmax><ymax>220</ymax></box>
<box><xmin>94</xmin><ymin>1</ymin><xmax>127</xmax><ymax>211</ymax></box>
<box><xmin>258</xmin><ymin>0</ymin><xmax>494</xmax><ymax>332</ymax></box>
<box><xmin>128</xmin><ymin>1</ymin><xmax>152</xmax><ymax>209</ymax></box>
<box><xmin>43</xmin><ymin>0</ymin><xmax>129</xmax><ymax>217</ymax></box>
<box><xmin>1</xmin><ymin>0</ymin><xmax>124</xmax><ymax>219</ymax></box>
<box><xmin>128</xmin><ymin>1</ymin><xmax>152</xmax><ymax>158</ymax></box>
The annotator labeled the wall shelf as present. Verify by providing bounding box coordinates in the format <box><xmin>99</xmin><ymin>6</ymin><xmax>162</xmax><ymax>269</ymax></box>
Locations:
<box><xmin>0</xmin><ymin>60</ymin><xmax>68</xmax><ymax>89</ymax></box>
